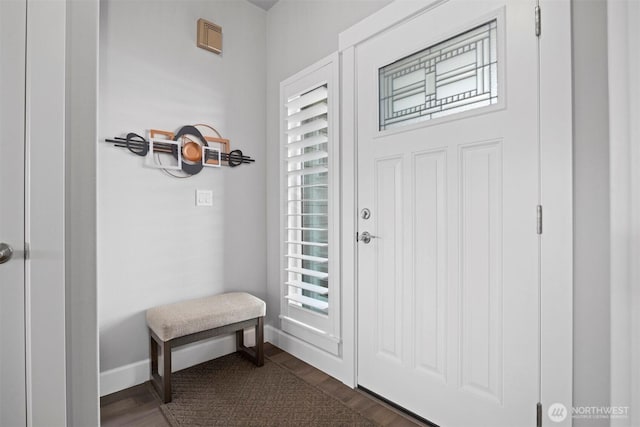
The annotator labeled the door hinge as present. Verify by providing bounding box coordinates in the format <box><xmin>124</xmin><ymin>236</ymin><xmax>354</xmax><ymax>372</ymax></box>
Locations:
<box><xmin>537</xmin><ymin>402</ymin><xmax>542</xmax><ymax>427</ymax></box>
<box><xmin>535</xmin><ymin>5</ymin><xmax>542</xmax><ymax>37</ymax></box>
<box><xmin>537</xmin><ymin>205</ymin><xmax>543</xmax><ymax>235</ymax></box>
<box><xmin>24</xmin><ymin>242</ymin><xmax>30</xmax><ymax>260</ymax></box>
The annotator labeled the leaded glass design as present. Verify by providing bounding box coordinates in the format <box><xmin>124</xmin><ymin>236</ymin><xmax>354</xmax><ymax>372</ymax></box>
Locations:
<box><xmin>379</xmin><ymin>20</ymin><xmax>498</xmax><ymax>130</ymax></box>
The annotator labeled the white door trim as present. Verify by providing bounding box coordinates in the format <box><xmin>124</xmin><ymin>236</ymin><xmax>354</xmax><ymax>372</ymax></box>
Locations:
<box><xmin>338</xmin><ymin>0</ymin><xmax>573</xmax><ymax>419</ymax></box>
<box><xmin>25</xmin><ymin>1</ymin><xmax>68</xmax><ymax>424</ymax></box>
<box><xmin>0</xmin><ymin>0</ymin><xmax>27</xmax><ymax>424</ymax></box>
<box><xmin>537</xmin><ymin>0</ymin><xmax>573</xmax><ymax>420</ymax></box>
<box><xmin>608</xmin><ymin>1</ymin><xmax>640</xmax><ymax>425</ymax></box>
<box><xmin>339</xmin><ymin>45</ymin><xmax>358</xmax><ymax>388</ymax></box>
<box><xmin>65</xmin><ymin>0</ymin><xmax>100</xmax><ymax>424</ymax></box>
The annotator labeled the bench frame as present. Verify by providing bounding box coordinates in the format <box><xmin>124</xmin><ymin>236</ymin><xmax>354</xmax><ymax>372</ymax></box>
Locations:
<box><xmin>149</xmin><ymin>316</ymin><xmax>264</xmax><ymax>403</ymax></box>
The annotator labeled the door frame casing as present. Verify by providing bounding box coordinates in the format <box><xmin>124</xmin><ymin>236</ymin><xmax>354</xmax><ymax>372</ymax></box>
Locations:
<box><xmin>338</xmin><ymin>0</ymin><xmax>573</xmax><ymax>419</ymax></box>
<box><xmin>21</xmin><ymin>1</ymin><xmax>100</xmax><ymax>424</ymax></box>
<box><xmin>0</xmin><ymin>0</ymin><xmax>27</xmax><ymax>424</ymax></box>
<box><xmin>537</xmin><ymin>0</ymin><xmax>573</xmax><ymax>420</ymax></box>
<box><xmin>608</xmin><ymin>1</ymin><xmax>640</xmax><ymax>425</ymax></box>
<box><xmin>25</xmin><ymin>0</ymin><xmax>68</xmax><ymax>425</ymax></box>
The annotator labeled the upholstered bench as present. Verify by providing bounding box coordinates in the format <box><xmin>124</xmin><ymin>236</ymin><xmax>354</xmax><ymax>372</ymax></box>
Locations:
<box><xmin>146</xmin><ymin>292</ymin><xmax>266</xmax><ymax>403</ymax></box>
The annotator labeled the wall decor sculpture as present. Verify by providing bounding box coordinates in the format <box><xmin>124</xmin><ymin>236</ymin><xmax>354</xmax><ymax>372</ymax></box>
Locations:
<box><xmin>105</xmin><ymin>124</ymin><xmax>254</xmax><ymax>178</ymax></box>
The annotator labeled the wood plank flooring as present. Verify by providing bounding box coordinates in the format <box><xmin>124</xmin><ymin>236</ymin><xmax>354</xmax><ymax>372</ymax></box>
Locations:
<box><xmin>101</xmin><ymin>343</ymin><xmax>428</xmax><ymax>426</ymax></box>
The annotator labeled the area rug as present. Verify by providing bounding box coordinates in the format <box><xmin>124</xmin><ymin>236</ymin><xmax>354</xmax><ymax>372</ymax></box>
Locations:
<box><xmin>160</xmin><ymin>353</ymin><xmax>376</xmax><ymax>426</ymax></box>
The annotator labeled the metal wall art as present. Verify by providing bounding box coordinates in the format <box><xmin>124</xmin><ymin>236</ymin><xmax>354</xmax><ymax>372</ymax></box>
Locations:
<box><xmin>105</xmin><ymin>124</ymin><xmax>254</xmax><ymax>178</ymax></box>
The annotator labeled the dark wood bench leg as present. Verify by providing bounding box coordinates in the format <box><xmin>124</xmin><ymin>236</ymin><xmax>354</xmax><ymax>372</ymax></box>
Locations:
<box><xmin>256</xmin><ymin>316</ymin><xmax>264</xmax><ymax>366</ymax></box>
<box><xmin>236</xmin><ymin>316</ymin><xmax>264</xmax><ymax>367</ymax></box>
<box><xmin>236</xmin><ymin>329</ymin><xmax>244</xmax><ymax>351</ymax></box>
<box><xmin>162</xmin><ymin>340</ymin><xmax>172</xmax><ymax>403</ymax></box>
<box><xmin>150</xmin><ymin>333</ymin><xmax>158</xmax><ymax>379</ymax></box>
<box><xmin>149</xmin><ymin>330</ymin><xmax>173</xmax><ymax>404</ymax></box>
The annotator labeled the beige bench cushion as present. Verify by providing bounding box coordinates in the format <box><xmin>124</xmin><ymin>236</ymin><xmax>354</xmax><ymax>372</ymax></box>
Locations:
<box><xmin>146</xmin><ymin>292</ymin><xmax>266</xmax><ymax>342</ymax></box>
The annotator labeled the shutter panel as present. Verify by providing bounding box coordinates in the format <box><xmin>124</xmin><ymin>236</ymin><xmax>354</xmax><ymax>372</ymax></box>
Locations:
<box><xmin>280</xmin><ymin>53</ymin><xmax>340</xmax><ymax>355</ymax></box>
<box><xmin>284</xmin><ymin>84</ymin><xmax>330</xmax><ymax>315</ymax></box>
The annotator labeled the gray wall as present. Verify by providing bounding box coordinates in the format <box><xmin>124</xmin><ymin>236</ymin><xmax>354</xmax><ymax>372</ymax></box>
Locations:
<box><xmin>98</xmin><ymin>0</ymin><xmax>267</xmax><ymax>374</ymax></box>
<box><xmin>572</xmin><ymin>0</ymin><xmax>611</xmax><ymax>425</ymax></box>
<box><xmin>264</xmin><ymin>0</ymin><xmax>392</xmax><ymax>325</ymax></box>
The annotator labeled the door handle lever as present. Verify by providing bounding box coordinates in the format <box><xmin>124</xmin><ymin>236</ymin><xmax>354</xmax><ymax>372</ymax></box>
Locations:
<box><xmin>0</xmin><ymin>243</ymin><xmax>14</xmax><ymax>264</ymax></box>
<box><xmin>358</xmin><ymin>231</ymin><xmax>378</xmax><ymax>244</ymax></box>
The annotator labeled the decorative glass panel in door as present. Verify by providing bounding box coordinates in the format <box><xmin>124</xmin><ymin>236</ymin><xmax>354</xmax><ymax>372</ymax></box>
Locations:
<box><xmin>379</xmin><ymin>20</ymin><xmax>498</xmax><ymax>130</ymax></box>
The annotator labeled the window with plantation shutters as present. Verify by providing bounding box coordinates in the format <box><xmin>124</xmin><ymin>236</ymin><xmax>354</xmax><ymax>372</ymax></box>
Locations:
<box><xmin>285</xmin><ymin>85</ymin><xmax>329</xmax><ymax>312</ymax></box>
<box><xmin>280</xmin><ymin>55</ymin><xmax>340</xmax><ymax>355</ymax></box>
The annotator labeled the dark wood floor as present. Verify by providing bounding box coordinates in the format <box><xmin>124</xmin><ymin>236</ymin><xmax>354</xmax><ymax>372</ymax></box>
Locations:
<box><xmin>101</xmin><ymin>343</ymin><xmax>428</xmax><ymax>426</ymax></box>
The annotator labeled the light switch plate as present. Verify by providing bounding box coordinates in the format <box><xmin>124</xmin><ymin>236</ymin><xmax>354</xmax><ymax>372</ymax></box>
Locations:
<box><xmin>196</xmin><ymin>189</ymin><xmax>213</xmax><ymax>207</ymax></box>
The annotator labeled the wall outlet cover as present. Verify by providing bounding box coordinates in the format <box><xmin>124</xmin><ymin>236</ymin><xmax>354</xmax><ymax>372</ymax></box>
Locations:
<box><xmin>196</xmin><ymin>189</ymin><xmax>213</xmax><ymax>207</ymax></box>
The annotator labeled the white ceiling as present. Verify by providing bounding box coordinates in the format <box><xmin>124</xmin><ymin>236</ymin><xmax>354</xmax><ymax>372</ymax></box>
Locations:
<box><xmin>247</xmin><ymin>0</ymin><xmax>279</xmax><ymax>11</ymax></box>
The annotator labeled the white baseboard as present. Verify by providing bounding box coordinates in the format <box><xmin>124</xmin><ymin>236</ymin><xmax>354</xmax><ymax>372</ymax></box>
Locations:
<box><xmin>264</xmin><ymin>324</ymin><xmax>353</xmax><ymax>387</ymax></box>
<box><xmin>100</xmin><ymin>326</ymin><xmax>353</xmax><ymax>397</ymax></box>
<box><xmin>100</xmin><ymin>329</ymin><xmax>256</xmax><ymax>397</ymax></box>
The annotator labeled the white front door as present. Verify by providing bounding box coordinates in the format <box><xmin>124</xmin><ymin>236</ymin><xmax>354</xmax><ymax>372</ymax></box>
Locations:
<box><xmin>357</xmin><ymin>1</ymin><xmax>540</xmax><ymax>426</ymax></box>
<box><xmin>0</xmin><ymin>0</ymin><xmax>27</xmax><ymax>425</ymax></box>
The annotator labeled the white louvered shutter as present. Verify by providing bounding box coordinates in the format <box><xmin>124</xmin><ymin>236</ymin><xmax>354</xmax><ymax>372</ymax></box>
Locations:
<box><xmin>285</xmin><ymin>85</ymin><xmax>330</xmax><ymax>313</ymax></box>
<box><xmin>280</xmin><ymin>55</ymin><xmax>340</xmax><ymax>354</ymax></box>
